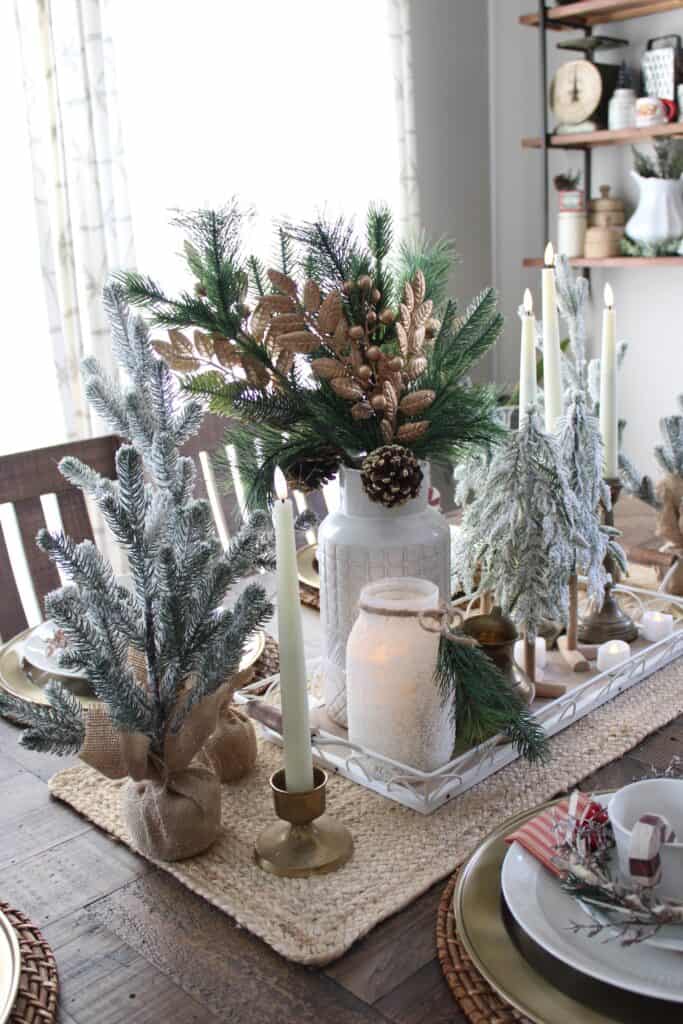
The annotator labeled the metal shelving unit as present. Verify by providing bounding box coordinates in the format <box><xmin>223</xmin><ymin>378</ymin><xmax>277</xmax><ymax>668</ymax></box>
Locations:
<box><xmin>522</xmin><ymin>0</ymin><xmax>683</xmax><ymax>266</ymax></box>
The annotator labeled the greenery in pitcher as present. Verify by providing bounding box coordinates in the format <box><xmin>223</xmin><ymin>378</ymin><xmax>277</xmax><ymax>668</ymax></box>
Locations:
<box><xmin>116</xmin><ymin>202</ymin><xmax>504</xmax><ymax>507</ymax></box>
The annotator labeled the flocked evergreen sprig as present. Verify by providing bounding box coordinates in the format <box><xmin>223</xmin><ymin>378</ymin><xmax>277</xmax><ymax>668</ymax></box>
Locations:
<box><xmin>117</xmin><ymin>202</ymin><xmax>503</xmax><ymax>507</ymax></box>
<box><xmin>0</xmin><ymin>283</ymin><xmax>274</xmax><ymax>757</ymax></box>
<box><xmin>621</xmin><ymin>394</ymin><xmax>683</xmax><ymax>509</ymax></box>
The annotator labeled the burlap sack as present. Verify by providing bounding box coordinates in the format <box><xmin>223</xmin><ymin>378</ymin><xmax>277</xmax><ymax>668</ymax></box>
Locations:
<box><xmin>654</xmin><ymin>474</ymin><xmax>683</xmax><ymax>596</ymax></box>
<box><xmin>78</xmin><ymin>652</ymin><xmax>223</xmax><ymax>860</ymax></box>
<box><xmin>656</xmin><ymin>473</ymin><xmax>683</xmax><ymax>549</ymax></box>
<box><xmin>198</xmin><ymin>703</ymin><xmax>258</xmax><ymax>782</ymax></box>
<box><xmin>122</xmin><ymin>765</ymin><xmax>221</xmax><ymax>861</ymax></box>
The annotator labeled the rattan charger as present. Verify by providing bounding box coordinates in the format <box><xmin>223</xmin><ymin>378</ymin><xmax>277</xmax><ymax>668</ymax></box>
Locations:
<box><xmin>0</xmin><ymin>902</ymin><xmax>58</xmax><ymax>1024</ymax></box>
<box><xmin>436</xmin><ymin>872</ymin><xmax>529</xmax><ymax>1024</ymax></box>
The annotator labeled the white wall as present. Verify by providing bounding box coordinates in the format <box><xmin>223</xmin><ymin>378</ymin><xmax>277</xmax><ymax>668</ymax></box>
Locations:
<box><xmin>488</xmin><ymin>1</ymin><xmax>683</xmax><ymax>477</ymax></box>
<box><xmin>408</xmin><ymin>0</ymin><xmax>494</xmax><ymax>381</ymax></box>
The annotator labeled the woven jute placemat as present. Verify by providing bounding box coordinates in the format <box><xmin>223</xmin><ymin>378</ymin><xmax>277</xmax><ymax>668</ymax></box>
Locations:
<box><xmin>1</xmin><ymin>902</ymin><xmax>58</xmax><ymax>1024</ymax></box>
<box><xmin>49</xmin><ymin>657</ymin><xmax>683</xmax><ymax>966</ymax></box>
<box><xmin>436</xmin><ymin>873</ymin><xmax>526</xmax><ymax>1023</ymax></box>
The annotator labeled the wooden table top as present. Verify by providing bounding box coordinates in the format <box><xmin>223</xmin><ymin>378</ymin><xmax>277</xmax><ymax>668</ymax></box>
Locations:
<box><xmin>1</xmin><ymin>495</ymin><xmax>679</xmax><ymax>1024</ymax></box>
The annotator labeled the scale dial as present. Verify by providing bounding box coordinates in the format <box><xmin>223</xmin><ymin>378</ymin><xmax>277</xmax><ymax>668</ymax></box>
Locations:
<box><xmin>550</xmin><ymin>60</ymin><xmax>603</xmax><ymax>126</ymax></box>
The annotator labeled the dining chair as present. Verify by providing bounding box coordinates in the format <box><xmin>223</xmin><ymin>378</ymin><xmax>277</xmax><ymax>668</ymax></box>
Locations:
<box><xmin>0</xmin><ymin>415</ymin><xmax>254</xmax><ymax>642</ymax></box>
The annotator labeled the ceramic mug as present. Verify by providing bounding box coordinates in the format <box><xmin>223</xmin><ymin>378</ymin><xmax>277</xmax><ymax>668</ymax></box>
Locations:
<box><xmin>608</xmin><ymin>778</ymin><xmax>683</xmax><ymax>901</ymax></box>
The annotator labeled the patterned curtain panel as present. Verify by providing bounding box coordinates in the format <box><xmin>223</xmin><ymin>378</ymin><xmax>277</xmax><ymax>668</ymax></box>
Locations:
<box><xmin>15</xmin><ymin>0</ymin><xmax>135</xmax><ymax>440</ymax></box>
<box><xmin>387</xmin><ymin>0</ymin><xmax>421</xmax><ymax>236</ymax></box>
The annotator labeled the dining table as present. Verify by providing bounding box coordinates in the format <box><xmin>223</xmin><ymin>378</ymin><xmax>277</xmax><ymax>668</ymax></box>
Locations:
<box><xmin>0</xmin><ymin>496</ymin><xmax>680</xmax><ymax>1024</ymax></box>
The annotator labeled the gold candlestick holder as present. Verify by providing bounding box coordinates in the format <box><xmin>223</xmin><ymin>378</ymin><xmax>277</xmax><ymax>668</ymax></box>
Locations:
<box><xmin>578</xmin><ymin>477</ymin><xmax>638</xmax><ymax>645</ymax></box>
<box><xmin>254</xmin><ymin>767</ymin><xmax>353</xmax><ymax>878</ymax></box>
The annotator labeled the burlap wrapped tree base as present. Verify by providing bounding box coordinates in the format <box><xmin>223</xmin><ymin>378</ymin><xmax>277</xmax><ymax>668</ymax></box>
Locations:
<box><xmin>49</xmin><ymin>656</ymin><xmax>683</xmax><ymax>965</ymax></box>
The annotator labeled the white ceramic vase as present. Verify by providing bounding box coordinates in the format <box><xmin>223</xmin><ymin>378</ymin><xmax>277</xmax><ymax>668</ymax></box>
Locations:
<box><xmin>318</xmin><ymin>466</ymin><xmax>451</xmax><ymax>727</ymax></box>
<box><xmin>626</xmin><ymin>171</ymin><xmax>683</xmax><ymax>245</ymax></box>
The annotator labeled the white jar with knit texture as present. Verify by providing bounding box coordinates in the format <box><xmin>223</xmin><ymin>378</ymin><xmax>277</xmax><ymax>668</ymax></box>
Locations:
<box><xmin>346</xmin><ymin>578</ymin><xmax>453</xmax><ymax>771</ymax></box>
<box><xmin>318</xmin><ymin>466</ymin><xmax>451</xmax><ymax>727</ymax></box>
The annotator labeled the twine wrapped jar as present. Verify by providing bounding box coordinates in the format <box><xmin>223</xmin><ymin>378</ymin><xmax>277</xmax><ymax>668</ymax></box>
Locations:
<box><xmin>346</xmin><ymin>577</ymin><xmax>454</xmax><ymax>771</ymax></box>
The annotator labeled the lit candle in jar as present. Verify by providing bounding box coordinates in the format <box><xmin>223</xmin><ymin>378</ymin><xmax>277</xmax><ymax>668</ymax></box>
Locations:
<box><xmin>597</xmin><ymin>639</ymin><xmax>631</xmax><ymax>672</ymax></box>
<box><xmin>640</xmin><ymin>610</ymin><xmax>674</xmax><ymax>643</ymax></box>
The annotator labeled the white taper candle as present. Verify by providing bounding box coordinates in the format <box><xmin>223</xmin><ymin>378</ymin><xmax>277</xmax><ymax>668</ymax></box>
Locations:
<box><xmin>519</xmin><ymin>288</ymin><xmax>537</xmax><ymax>425</ymax></box>
<box><xmin>600</xmin><ymin>283</ymin><xmax>618</xmax><ymax>479</ymax></box>
<box><xmin>272</xmin><ymin>467</ymin><xmax>314</xmax><ymax>792</ymax></box>
<box><xmin>541</xmin><ymin>243</ymin><xmax>563</xmax><ymax>432</ymax></box>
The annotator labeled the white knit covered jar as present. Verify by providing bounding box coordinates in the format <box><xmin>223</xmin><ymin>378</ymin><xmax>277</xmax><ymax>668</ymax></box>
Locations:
<box><xmin>346</xmin><ymin>578</ymin><xmax>453</xmax><ymax>771</ymax></box>
<box><xmin>318</xmin><ymin>466</ymin><xmax>451</xmax><ymax>727</ymax></box>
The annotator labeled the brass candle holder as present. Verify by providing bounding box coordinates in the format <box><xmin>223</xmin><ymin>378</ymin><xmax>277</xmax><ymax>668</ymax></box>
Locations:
<box><xmin>254</xmin><ymin>767</ymin><xmax>353</xmax><ymax>878</ymax></box>
<box><xmin>578</xmin><ymin>477</ymin><xmax>638</xmax><ymax>645</ymax></box>
<box><xmin>462</xmin><ymin>606</ymin><xmax>534</xmax><ymax>705</ymax></box>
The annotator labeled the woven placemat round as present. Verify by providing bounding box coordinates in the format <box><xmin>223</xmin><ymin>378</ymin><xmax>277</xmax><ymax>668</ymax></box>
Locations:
<box><xmin>0</xmin><ymin>902</ymin><xmax>58</xmax><ymax>1024</ymax></box>
<box><xmin>436</xmin><ymin>872</ymin><xmax>528</xmax><ymax>1024</ymax></box>
<box><xmin>252</xmin><ymin>635</ymin><xmax>280</xmax><ymax>681</ymax></box>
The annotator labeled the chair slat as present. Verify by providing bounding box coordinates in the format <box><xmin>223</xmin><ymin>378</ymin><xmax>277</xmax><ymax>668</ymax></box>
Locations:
<box><xmin>57</xmin><ymin>489</ymin><xmax>95</xmax><ymax>543</ymax></box>
<box><xmin>0</xmin><ymin>524</ymin><xmax>28</xmax><ymax>640</ymax></box>
<box><xmin>0</xmin><ymin>435</ymin><xmax>119</xmax><ymax>504</ymax></box>
<box><xmin>15</xmin><ymin>497</ymin><xmax>61</xmax><ymax>617</ymax></box>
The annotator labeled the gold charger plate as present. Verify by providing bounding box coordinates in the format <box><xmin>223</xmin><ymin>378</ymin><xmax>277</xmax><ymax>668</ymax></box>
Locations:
<box><xmin>0</xmin><ymin>908</ymin><xmax>20</xmax><ymax>1024</ymax></box>
<box><xmin>454</xmin><ymin>797</ymin><xmax>683</xmax><ymax>1024</ymax></box>
<box><xmin>0</xmin><ymin>627</ymin><xmax>265</xmax><ymax>708</ymax></box>
<box><xmin>297</xmin><ymin>543</ymin><xmax>320</xmax><ymax>590</ymax></box>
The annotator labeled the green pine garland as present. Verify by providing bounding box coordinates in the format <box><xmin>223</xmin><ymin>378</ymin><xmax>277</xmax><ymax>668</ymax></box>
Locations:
<box><xmin>436</xmin><ymin>639</ymin><xmax>549</xmax><ymax>764</ymax></box>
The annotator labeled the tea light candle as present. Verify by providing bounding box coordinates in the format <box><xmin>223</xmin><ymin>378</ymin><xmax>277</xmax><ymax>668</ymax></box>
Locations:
<box><xmin>514</xmin><ymin>636</ymin><xmax>547</xmax><ymax>670</ymax></box>
<box><xmin>597</xmin><ymin>639</ymin><xmax>631</xmax><ymax>672</ymax></box>
<box><xmin>641</xmin><ymin>610</ymin><xmax>674</xmax><ymax>643</ymax></box>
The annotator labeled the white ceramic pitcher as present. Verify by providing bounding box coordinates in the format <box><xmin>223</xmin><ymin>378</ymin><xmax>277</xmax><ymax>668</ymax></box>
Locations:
<box><xmin>625</xmin><ymin>171</ymin><xmax>683</xmax><ymax>245</ymax></box>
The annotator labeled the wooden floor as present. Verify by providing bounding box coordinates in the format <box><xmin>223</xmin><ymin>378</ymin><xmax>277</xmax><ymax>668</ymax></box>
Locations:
<box><xmin>1</xmin><ymin>495</ymin><xmax>680</xmax><ymax>1023</ymax></box>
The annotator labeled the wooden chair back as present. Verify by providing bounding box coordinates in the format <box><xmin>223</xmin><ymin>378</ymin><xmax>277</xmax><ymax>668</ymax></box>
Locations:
<box><xmin>0</xmin><ymin>415</ymin><xmax>252</xmax><ymax>641</ymax></box>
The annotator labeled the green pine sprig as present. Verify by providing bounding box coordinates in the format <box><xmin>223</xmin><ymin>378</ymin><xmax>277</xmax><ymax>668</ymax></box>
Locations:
<box><xmin>436</xmin><ymin>638</ymin><xmax>549</xmax><ymax>763</ymax></box>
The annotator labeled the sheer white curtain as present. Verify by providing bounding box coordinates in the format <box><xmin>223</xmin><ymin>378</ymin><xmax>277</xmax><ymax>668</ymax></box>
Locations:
<box><xmin>3</xmin><ymin>0</ymin><xmax>407</xmax><ymax>454</ymax></box>
<box><xmin>14</xmin><ymin>0</ymin><xmax>135</xmax><ymax>442</ymax></box>
<box><xmin>388</xmin><ymin>0</ymin><xmax>421</xmax><ymax>236</ymax></box>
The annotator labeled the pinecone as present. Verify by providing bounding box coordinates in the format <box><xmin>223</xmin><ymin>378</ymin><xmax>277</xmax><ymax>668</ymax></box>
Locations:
<box><xmin>360</xmin><ymin>445</ymin><xmax>423</xmax><ymax>508</ymax></box>
<box><xmin>285</xmin><ymin>448</ymin><xmax>342</xmax><ymax>493</ymax></box>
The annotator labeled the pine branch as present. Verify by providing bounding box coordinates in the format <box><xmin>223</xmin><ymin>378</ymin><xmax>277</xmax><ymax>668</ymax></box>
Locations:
<box><xmin>436</xmin><ymin>639</ymin><xmax>548</xmax><ymax>763</ymax></box>
<box><xmin>0</xmin><ymin>680</ymin><xmax>85</xmax><ymax>754</ymax></box>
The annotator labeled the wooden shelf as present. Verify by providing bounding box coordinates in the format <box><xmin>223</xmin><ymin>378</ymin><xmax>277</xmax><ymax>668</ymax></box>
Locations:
<box><xmin>522</xmin><ymin>122</ymin><xmax>683</xmax><ymax>149</ymax></box>
<box><xmin>523</xmin><ymin>255</ymin><xmax>683</xmax><ymax>266</ymax></box>
<box><xmin>520</xmin><ymin>0</ymin><xmax>683</xmax><ymax>29</ymax></box>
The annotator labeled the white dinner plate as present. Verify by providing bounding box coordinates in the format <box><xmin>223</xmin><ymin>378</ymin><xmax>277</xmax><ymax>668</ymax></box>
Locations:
<box><xmin>22</xmin><ymin>620</ymin><xmax>87</xmax><ymax>679</ymax></box>
<box><xmin>0</xmin><ymin>909</ymin><xmax>20</xmax><ymax>1024</ymax></box>
<box><xmin>501</xmin><ymin>794</ymin><xmax>683</xmax><ymax>1003</ymax></box>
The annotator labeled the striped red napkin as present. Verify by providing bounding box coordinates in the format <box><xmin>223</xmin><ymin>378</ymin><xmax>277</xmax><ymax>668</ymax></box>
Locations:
<box><xmin>505</xmin><ymin>792</ymin><xmax>593</xmax><ymax>878</ymax></box>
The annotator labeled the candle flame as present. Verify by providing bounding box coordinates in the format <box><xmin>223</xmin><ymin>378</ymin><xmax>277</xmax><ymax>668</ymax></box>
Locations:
<box><xmin>523</xmin><ymin>288</ymin><xmax>533</xmax><ymax>314</ymax></box>
<box><xmin>604</xmin><ymin>283</ymin><xmax>614</xmax><ymax>309</ymax></box>
<box><xmin>273</xmin><ymin>466</ymin><xmax>288</xmax><ymax>501</ymax></box>
<box><xmin>544</xmin><ymin>242</ymin><xmax>555</xmax><ymax>267</ymax></box>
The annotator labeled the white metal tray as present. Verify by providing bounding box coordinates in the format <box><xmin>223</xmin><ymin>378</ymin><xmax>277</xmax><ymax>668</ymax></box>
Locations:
<box><xmin>238</xmin><ymin>584</ymin><xmax>683</xmax><ymax>815</ymax></box>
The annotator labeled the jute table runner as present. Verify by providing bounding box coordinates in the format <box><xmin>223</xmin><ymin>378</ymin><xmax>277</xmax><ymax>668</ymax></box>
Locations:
<box><xmin>49</xmin><ymin>658</ymin><xmax>683</xmax><ymax>965</ymax></box>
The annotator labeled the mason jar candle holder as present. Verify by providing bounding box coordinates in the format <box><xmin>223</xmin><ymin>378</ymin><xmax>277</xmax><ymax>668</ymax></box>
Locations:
<box><xmin>346</xmin><ymin>577</ymin><xmax>452</xmax><ymax>771</ymax></box>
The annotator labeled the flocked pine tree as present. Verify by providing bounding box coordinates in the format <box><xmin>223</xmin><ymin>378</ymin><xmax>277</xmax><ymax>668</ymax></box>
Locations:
<box><xmin>453</xmin><ymin>409</ymin><xmax>577</xmax><ymax>681</ymax></box>
<box><xmin>621</xmin><ymin>396</ymin><xmax>683</xmax><ymax>594</ymax></box>
<box><xmin>557</xmin><ymin>392</ymin><xmax>612</xmax><ymax>660</ymax></box>
<box><xmin>0</xmin><ymin>283</ymin><xmax>274</xmax><ymax>763</ymax></box>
